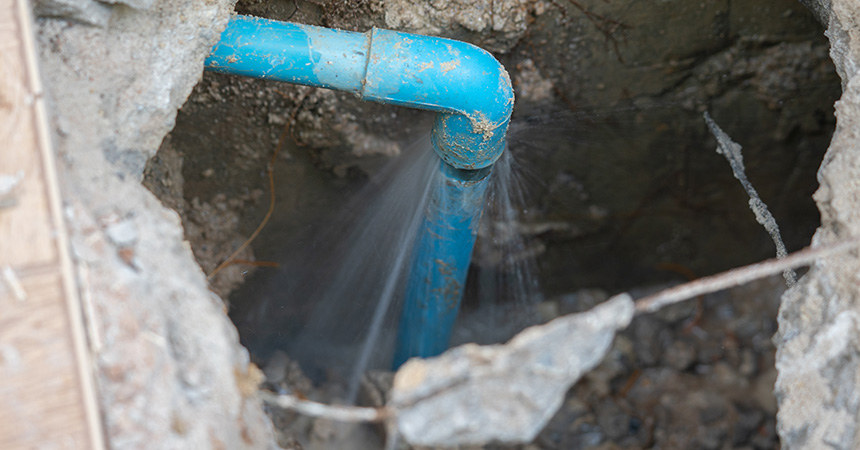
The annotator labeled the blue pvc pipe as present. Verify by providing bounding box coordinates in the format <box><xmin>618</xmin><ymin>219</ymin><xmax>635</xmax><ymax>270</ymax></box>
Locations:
<box><xmin>205</xmin><ymin>15</ymin><xmax>514</xmax><ymax>368</ymax></box>
<box><xmin>206</xmin><ymin>15</ymin><xmax>514</xmax><ymax>169</ymax></box>
<box><xmin>392</xmin><ymin>163</ymin><xmax>492</xmax><ymax>367</ymax></box>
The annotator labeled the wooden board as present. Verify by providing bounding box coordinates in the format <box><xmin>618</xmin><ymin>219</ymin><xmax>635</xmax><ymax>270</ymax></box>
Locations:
<box><xmin>0</xmin><ymin>1</ymin><xmax>106</xmax><ymax>448</ymax></box>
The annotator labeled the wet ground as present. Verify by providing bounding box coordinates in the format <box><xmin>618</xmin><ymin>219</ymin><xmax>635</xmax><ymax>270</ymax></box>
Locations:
<box><xmin>262</xmin><ymin>276</ymin><xmax>785</xmax><ymax>449</ymax></box>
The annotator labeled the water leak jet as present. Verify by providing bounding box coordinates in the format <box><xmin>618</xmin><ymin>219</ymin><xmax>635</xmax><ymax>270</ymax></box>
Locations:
<box><xmin>205</xmin><ymin>15</ymin><xmax>515</xmax><ymax>368</ymax></box>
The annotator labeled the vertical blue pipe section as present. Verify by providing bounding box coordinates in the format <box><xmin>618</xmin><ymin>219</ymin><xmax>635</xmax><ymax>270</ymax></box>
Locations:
<box><xmin>205</xmin><ymin>15</ymin><xmax>514</xmax><ymax>368</ymax></box>
<box><xmin>392</xmin><ymin>163</ymin><xmax>492</xmax><ymax>368</ymax></box>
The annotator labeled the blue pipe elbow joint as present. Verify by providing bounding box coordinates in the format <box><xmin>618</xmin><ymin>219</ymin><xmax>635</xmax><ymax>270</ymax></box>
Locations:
<box><xmin>205</xmin><ymin>15</ymin><xmax>514</xmax><ymax>367</ymax></box>
<box><xmin>362</xmin><ymin>29</ymin><xmax>514</xmax><ymax>170</ymax></box>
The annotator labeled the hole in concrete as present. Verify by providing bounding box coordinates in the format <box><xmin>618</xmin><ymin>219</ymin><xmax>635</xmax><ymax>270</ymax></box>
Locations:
<box><xmin>143</xmin><ymin>0</ymin><xmax>841</xmax><ymax>447</ymax></box>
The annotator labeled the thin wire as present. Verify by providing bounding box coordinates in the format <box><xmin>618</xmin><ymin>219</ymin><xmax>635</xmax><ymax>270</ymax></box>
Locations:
<box><xmin>635</xmin><ymin>238</ymin><xmax>859</xmax><ymax>315</ymax></box>
<box><xmin>259</xmin><ymin>391</ymin><xmax>388</xmax><ymax>423</ymax></box>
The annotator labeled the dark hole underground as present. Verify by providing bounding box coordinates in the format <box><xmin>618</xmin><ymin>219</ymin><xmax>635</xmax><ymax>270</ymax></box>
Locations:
<box><xmin>144</xmin><ymin>0</ymin><xmax>841</xmax><ymax>447</ymax></box>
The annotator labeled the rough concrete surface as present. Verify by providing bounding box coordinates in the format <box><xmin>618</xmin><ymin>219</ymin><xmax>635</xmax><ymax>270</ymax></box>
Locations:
<box><xmin>34</xmin><ymin>1</ymin><xmax>276</xmax><ymax>449</ymax></box>
<box><xmin>32</xmin><ymin>0</ymin><xmax>111</xmax><ymax>26</ymax></box>
<box><xmin>774</xmin><ymin>0</ymin><xmax>860</xmax><ymax>448</ymax></box>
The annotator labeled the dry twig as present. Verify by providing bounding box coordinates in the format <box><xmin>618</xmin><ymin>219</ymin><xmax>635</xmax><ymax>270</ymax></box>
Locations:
<box><xmin>207</xmin><ymin>89</ymin><xmax>312</xmax><ymax>280</ymax></box>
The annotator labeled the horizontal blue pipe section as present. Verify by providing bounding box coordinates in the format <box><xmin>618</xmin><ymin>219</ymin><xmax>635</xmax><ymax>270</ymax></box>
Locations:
<box><xmin>393</xmin><ymin>162</ymin><xmax>492</xmax><ymax>368</ymax></box>
<box><xmin>206</xmin><ymin>15</ymin><xmax>368</xmax><ymax>91</ymax></box>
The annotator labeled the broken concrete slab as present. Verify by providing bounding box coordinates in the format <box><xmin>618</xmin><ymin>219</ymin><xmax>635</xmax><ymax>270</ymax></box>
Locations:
<box><xmin>775</xmin><ymin>1</ymin><xmax>860</xmax><ymax>449</ymax></box>
<box><xmin>33</xmin><ymin>1</ymin><xmax>277</xmax><ymax>448</ymax></box>
<box><xmin>390</xmin><ymin>294</ymin><xmax>634</xmax><ymax>446</ymax></box>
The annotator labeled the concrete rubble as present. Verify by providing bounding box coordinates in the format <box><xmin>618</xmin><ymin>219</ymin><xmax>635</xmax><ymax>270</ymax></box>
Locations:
<box><xmin>390</xmin><ymin>294</ymin><xmax>634</xmax><ymax>446</ymax></box>
<box><xmin>774</xmin><ymin>0</ymin><xmax>860</xmax><ymax>448</ymax></box>
<box><xmin>33</xmin><ymin>0</ymin><xmax>277</xmax><ymax>448</ymax></box>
